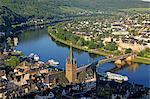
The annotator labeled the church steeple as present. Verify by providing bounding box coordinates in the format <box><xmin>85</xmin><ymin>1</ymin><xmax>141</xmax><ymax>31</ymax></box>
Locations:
<box><xmin>66</xmin><ymin>46</ymin><xmax>77</xmax><ymax>83</ymax></box>
<box><xmin>67</xmin><ymin>47</ymin><xmax>76</xmax><ymax>64</ymax></box>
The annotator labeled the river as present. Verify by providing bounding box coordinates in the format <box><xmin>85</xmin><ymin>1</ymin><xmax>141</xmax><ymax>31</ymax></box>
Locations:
<box><xmin>16</xmin><ymin>28</ymin><xmax>150</xmax><ymax>87</ymax></box>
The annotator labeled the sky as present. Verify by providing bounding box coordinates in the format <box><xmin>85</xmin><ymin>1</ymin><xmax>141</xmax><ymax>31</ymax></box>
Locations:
<box><xmin>141</xmin><ymin>0</ymin><xmax>150</xmax><ymax>2</ymax></box>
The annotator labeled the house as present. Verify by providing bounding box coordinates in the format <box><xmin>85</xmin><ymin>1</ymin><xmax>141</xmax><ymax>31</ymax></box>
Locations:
<box><xmin>112</xmin><ymin>30</ymin><xmax>129</xmax><ymax>36</ymax></box>
<box><xmin>111</xmin><ymin>23</ymin><xmax>123</xmax><ymax>30</ymax></box>
<box><xmin>102</xmin><ymin>37</ymin><xmax>112</xmax><ymax>45</ymax></box>
<box><xmin>84</xmin><ymin>36</ymin><xmax>91</xmax><ymax>41</ymax></box>
<box><xmin>117</xmin><ymin>39</ymin><xmax>144</xmax><ymax>52</ymax></box>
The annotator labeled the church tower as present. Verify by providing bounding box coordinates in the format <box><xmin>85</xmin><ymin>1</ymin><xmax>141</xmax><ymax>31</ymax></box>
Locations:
<box><xmin>66</xmin><ymin>47</ymin><xmax>77</xmax><ymax>83</ymax></box>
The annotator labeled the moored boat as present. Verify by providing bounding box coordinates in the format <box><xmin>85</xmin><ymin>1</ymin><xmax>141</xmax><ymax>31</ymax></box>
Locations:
<box><xmin>106</xmin><ymin>72</ymin><xmax>128</xmax><ymax>82</ymax></box>
<box><xmin>48</xmin><ymin>59</ymin><xmax>59</xmax><ymax>66</ymax></box>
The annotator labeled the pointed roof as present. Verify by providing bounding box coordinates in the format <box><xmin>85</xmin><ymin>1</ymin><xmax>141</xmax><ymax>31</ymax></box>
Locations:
<box><xmin>67</xmin><ymin>46</ymin><xmax>74</xmax><ymax>64</ymax></box>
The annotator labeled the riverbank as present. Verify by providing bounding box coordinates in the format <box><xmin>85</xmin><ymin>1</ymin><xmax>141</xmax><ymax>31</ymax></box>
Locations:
<box><xmin>49</xmin><ymin>32</ymin><xmax>110</xmax><ymax>56</ymax></box>
<box><xmin>133</xmin><ymin>56</ymin><xmax>150</xmax><ymax>65</ymax></box>
<box><xmin>49</xmin><ymin>32</ymin><xmax>150</xmax><ymax>65</ymax></box>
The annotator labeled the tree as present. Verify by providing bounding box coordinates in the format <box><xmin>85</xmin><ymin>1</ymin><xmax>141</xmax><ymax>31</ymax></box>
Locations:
<box><xmin>0</xmin><ymin>43</ymin><xmax>3</xmax><ymax>51</ymax></box>
<box><xmin>70</xmin><ymin>35</ymin><xmax>79</xmax><ymax>44</ymax></box>
<box><xmin>138</xmin><ymin>48</ymin><xmax>150</xmax><ymax>58</ymax></box>
<box><xmin>0</xmin><ymin>17</ymin><xmax>5</xmax><ymax>25</ymax></box>
<box><xmin>88</xmin><ymin>41</ymin><xmax>98</xmax><ymax>49</ymax></box>
<box><xmin>5</xmin><ymin>56</ymin><xmax>20</xmax><ymax>68</ymax></box>
<box><xmin>138</xmin><ymin>50</ymin><xmax>145</xmax><ymax>57</ymax></box>
<box><xmin>76</xmin><ymin>39</ymin><xmax>84</xmax><ymax>46</ymax></box>
<box><xmin>19</xmin><ymin>51</ymin><xmax>24</xmax><ymax>56</ymax></box>
<box><xmin>97</xmin><ymin>41</ymin><xmax>104</xmax><ymax>48</ymax></box>
<box><xmin>125</xmin><ymin>48</ymin><xmax>132</xmax><ymax>54</ymax></box>
<box><xmin>105</xmin><ymin>42</ymin><xmax>117</xmax><ymax>51</ymax></box>
<box><xmin>7</xmin><ymin>37</ymin><xmax>13</xmax><ymax>49</ymax></box>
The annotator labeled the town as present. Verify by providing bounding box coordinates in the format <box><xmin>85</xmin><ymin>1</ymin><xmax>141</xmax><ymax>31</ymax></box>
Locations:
<box><xmin>0</xmin><ymin>47</ymin><xmax>149</xmax><ymax>98</ymax></box>
<box><xmin>49</xmin><ymin>12</ymin><xmax>150</xmax><ymax>65</ymax></box>
<box><xmin>63</xmin><ymin>13</ymin><xmax>150</xmax><ymax>54</ymax></box>
<box><xmin>0</xmin><ymin>12</ymin><xmax>150</xmax><ymax>98</ymax></box>
<box><xmin>0</xmin><ymin>0</ymin><xmax>150</xmax><ymax>99</ymax></box>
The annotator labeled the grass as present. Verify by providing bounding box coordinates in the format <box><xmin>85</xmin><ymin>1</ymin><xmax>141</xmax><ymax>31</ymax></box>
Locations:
<box><xmin>134</xmin><ymin>56</ymin><xmax>150</xmax><ymax>64</ymax></box>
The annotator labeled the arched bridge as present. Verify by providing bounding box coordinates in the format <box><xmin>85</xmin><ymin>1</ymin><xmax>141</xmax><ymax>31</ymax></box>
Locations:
<box><xmin>77</xmin><ymin>53</ymin><xmax>136</xmax><ymax>73</ymax></box>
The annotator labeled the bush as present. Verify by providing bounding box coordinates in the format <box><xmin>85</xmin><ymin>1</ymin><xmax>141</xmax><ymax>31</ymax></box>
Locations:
<box><xmin>88</xmin><ymin>41</ymin><xmax>98</xmax><ymax>49</ymax></box>
<box><xmin>105</xmin><ymin>42</ymin><xmax>117</xmax><ymax>51</ymax></box>
<box><xmin>138</xmin><ymin>48</ymin><xmax>150</xmax><ymax>58</ymax></box>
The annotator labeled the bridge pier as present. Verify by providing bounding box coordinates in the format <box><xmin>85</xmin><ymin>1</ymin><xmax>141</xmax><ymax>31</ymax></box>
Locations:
<box><xmin>115</xmin><ymin>59</ymin><xmax>125</xmax><ymax>66</ymax></box>
<box><xmin>125</xmin><ymin>55</ymin><xmax>135</xmax><ymax>62</ymax></box>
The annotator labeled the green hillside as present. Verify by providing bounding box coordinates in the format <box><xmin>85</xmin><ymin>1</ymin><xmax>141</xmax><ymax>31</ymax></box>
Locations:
<box><xmin>0</xmin><ymin>6</ymin><xmax>27</xmax><ymax>31</ymax></box>
<box><xmin>0</xmin><ymin>0</ymin><xmax>149</xmax><ymax>18</ymax></box>
<box><xmin>0</xmin><ymin>6</ymin><xmax>26</xmax><ymax>25</ymax></box>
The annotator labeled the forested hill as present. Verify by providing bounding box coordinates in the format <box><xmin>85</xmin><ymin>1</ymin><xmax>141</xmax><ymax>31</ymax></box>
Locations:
<box><xmin>0</xmin><ymin>6</ymin><xmax>26</xmax><ymax>26</ymax></box>
<box><xmin>0</xmin><ymin>0</ymin><xmax>149</xmax><ymax>18</ymax></box>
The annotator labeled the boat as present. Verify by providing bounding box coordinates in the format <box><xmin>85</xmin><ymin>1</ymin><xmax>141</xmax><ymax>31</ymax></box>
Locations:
<box><xmin>48</xmin><ymin>59</ymin><xmax>59</xmax><ymax>66</ymax></box>
<box><xmin>34</xmin><ymin>54</ymin><xmax>40</xmax><ymax>61</ymax></box>
<box><xmin>29</xmin><ymin>53</ymin><xmax>34</xmax><ymax>58</ymax></box>
<box><xmin>106</xmin><ymin>72</ymin><xmax>128</xmax><ymax>82</ymax></box>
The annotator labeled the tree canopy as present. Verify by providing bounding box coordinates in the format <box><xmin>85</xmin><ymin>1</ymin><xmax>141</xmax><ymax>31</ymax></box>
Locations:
<box><xmin>105</xmin><ymin>42</ymin><xmax>117</xmax><ymax>51</ymax></box>
<box><xmin>5</xmin><ymin>56</ymin><xmax>20</xmax><ymax>68</ymax></box>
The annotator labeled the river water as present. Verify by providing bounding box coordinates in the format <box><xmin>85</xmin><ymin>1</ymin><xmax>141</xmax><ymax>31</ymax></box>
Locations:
<box><xmin>16</xmin><ymin>28</ymin><xmax>150</xmax><ymax>87</ymax></box>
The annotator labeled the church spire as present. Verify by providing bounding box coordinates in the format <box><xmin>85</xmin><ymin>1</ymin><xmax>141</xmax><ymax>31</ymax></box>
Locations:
<box><xmin>66</xmin><ymin>46</ymin><xmax>77</xmax><ymax>83</ymax></box>
<box><xmin>67</xmin><ymin>46</ymin><xmax>74</xmax><ymax>64</ymax></box>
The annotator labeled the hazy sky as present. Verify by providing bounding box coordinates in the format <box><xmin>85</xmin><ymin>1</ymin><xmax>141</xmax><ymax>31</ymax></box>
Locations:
<box><xmin>141</xmin><ymin>0</ymin><xmax>150</xmax><ymax>2</ymax></box>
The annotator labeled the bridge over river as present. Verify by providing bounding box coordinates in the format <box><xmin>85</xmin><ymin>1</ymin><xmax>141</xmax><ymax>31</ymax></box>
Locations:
<box><xmin>77</xmin><ymin>53</ymin><xmax>136</xmax><ymax>73</ymax></box>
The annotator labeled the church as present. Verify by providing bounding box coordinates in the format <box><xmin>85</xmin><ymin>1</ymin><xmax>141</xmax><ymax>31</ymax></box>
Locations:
<box><xmin>65</xmin><ymin>47</ymin><xmax>77</xmax><ymax>83</ymax></box>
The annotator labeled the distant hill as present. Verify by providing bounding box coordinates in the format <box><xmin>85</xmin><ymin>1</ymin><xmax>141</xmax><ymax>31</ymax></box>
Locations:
<box><xmin>0</xmin><ymin>6</ymin><xmax>26</xmax><ymax>26</ymax></box>
<box><xmin>0</xmin><ymin>0</ymin><xmax>149</xmax><ymax>18</ymax></box>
